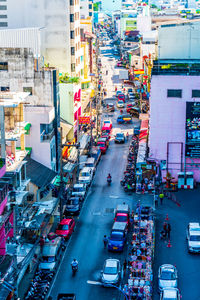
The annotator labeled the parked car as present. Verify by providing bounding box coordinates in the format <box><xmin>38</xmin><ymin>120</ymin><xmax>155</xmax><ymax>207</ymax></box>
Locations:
<box><xmin>127</xmin><ymin>88</ymin><xmax>133</xmax><ymax>93</ymax></box>
<box><xmin>98</xmin><ymin>137</ymin><xmax>109</xmax><ymax>148</ymax></box>
<box><xmin>114</xmin><ymin>212</ymin><xmax>130</xmax><ymax>226</ymax></box>
<box><xmin>128</xmin><ymin>92</ymin><xmax>135</xmax><ymax>99</ymax></box>
<box><xmin>56</xmin><ymin>218</ymin><xmax>75</xmax><ymax>239</ymax></box>
<box><xmin>71</xmin><ymin>183</ymin><xmax>87</xmax><ymax>200</ymax></box>
<box><xmin>115</xmin><ymin>132</ymin><xmax>125</xmax><ymax>143</ymax></box>
<box><xmin>108</xmin><ymin>222</ymin><xmax>128</xmax><ymax>252</ymax></box>
<box><xmin>158</xmin><ymin>264</ymin><xmax>178</xmax><ymax>292</ymax></box>
<box><xmin>129</xmin><ymin>97</ymin><xmax>135</xmax><ymax>103</ymax></box>
<box><xmin>117</xmin><ymin>93</ymin><xmax>125</xmax><ymax>102</ymax></box>
<box><xmin>128</xmin><ymin>107</ymin><xmax>140</xmax><ymax>118</ymax></box>
<box><xmin>101</xmin><ymin>259</ymin><xmax>121</xmax><ymax>286</ymax></box>
<box><xmin>65</xmin><ymin>197</ymin><xmax>80</xmax><ymax>216</ymax></box>
<box><xmin>85</xmin><ymin>157</ymin><xmax>96</xmax><ymax>175</ymax></box>
<box><xmin>160</xmin><ymin>288</ymin><xmax>181</xmax><ymax>300</ymax></box>
<box><xmin>78</xmin><ymin>167</ymin><xmax>93</xmax><ymax>186</ymax></box>
<box><xmin>117</xmin><ymin>100</ymin><xmax>125</xmax><ymax>108</ymax></box>
<box><xmin>97</xmin><ymin>140</ymin><xmax>107</xmax><ymax>154</ymax></box>
<box><xmin>39</xmin><ymin>236</ymin><xmax>62</xmax><ymax>271</ymax></box>
<box><xmin>117</xmin><ymin>114</ymin><xmax>132</xmax><ymax>124</ymax></box>
<box><xmin>57</xmin><ymin>294</ymin><xmax>76</xmax><ymax>300</ymax></box>
<box><xmin>103</xmin><ymin>119</ymin><xmax>112</xmax><ymax>128</ymax></box>
<box><xmin>186</xmin><ymin>222</ymin><xmax>200</xmax><ymax>253</ymax></box>
<box><xmin>107</xmin><ymin>103</ymin><xmax>115</xmax><ymax>112</ymax></box>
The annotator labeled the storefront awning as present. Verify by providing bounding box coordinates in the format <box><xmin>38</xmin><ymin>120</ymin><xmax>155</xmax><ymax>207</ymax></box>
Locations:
<box><xmin>61</xmin><ymin>121</ymin><xmax>73</xmax><ymax>138</ymax></box>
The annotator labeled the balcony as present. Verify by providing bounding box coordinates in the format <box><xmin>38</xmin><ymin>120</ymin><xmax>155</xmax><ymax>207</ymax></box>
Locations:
<box><xmin>41</xmin><ymin>129</ymin><xmax>55</xmax><ymax>142</ymax></box>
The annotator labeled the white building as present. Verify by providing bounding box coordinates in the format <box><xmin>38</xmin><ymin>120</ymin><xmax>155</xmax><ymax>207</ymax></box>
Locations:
<box><xmin>80</xmin><ymin>0</ymin><xmax>93</xmax><ymax>19</ymax></box>
<box><xmin>0</xmin><ymin>0</ymin><xmax>82</xmax><ymax>76</ymax></box>
<box><xmin>0</xmin><ymin>45</ymin><xmax>59</xmax><ymax>171</ymax></box>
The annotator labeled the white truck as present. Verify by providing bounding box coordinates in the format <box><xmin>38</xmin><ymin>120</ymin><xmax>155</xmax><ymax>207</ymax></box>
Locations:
<box><xmin>119</xmin><ymin>69</ymin><xmax>129</xmax><ymax>80</ymax></box>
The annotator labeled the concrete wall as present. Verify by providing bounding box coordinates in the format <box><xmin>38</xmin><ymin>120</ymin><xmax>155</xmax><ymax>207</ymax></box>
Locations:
<box><xmin>24</xmin><ymin>106</ymin><xmax>55</xmax><ymax>170</ymax></box>
<box><xmin>159</xmin><ymin>22</ymin><xmax>200</xmax><ymax>60</ymax></box>
<box><xmin>5</xmin><ymin>0</ymin><xmax>71</xmax><ymax>74</ymax></box>
<box><xmin>149</xmin><ymin>75</ymin><xmax>200</xmax><ymax>181</ymax></box>
<box><xmin>137</xmin><ymin>15</ymin><xmax>151</xmax><ymax>33</ymax></box>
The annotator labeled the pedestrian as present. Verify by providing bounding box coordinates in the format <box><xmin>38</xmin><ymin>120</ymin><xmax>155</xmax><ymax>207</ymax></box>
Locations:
<box><xmin>123</xmin><ymin>259</ymin><xmax>127</xmax><ymax>276</ymax></box>
<box><xmin>163</xmin><ymin>221</ymin><xmax>167</xmax><ymax>232</ymax></box>
<box><xmin>159</xmin><ymin>192</ymin><xmax>164</xmax><ymax>204</ymax></box>
<box><xmin>106</xmin><ymin>70</ymin><xmax>108</xmax><ymax>75</ymax></box>
<box><xmin>103</xmin><ymin>235</ymin><xmax>108</xmax><ymax>248</ymax></box>
<box><xmin>144</xmin><ymin>177</ymin><xmax>148</xmax><ymax>185</ymax></box>
<box><xmin>155</xmin><ymin>194</ymin><xmax>159</xmax><ymax>208</ymax></box>
<box><xmin>166</xmin><ymin>223</ymin><xmax>171</xmax><ymax>239</ymax></box>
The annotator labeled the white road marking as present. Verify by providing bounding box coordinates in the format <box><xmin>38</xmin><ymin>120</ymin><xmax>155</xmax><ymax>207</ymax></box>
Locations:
<box><xmin>87</xmin><ymin>280</ymin><xmax>102</xmax><ymax>286</ymax></box>
<box><xmin>109</xmin><ymin>195</ymin><xmax>119</xmax><ymax>199</ymax></box>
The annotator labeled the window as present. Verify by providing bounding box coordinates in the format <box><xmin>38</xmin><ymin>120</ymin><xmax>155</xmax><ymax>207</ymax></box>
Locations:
<box><xmin>71</xmin><ymin>63</ymin><xmax>75</xmax><ymax>72</ymax></box>
<box><xmin>192</xmin><ymin>90</ymin><xmax>200</xmax><ymax>98</ymax></box>
<box><xmin>0</xmin><ymin>15</ymin><xmax>7</xmax><ymax>18</ymax></box>
<box><xmin>1</xmin><ymin>86</ymin><xmax>9</xmax><ymax>91</ymax></box>
<box><xmin>0</xmin><ymin>62</ymin><xmax>8</xmax><ymax>70</ymax></box>
<box><xmin>23</xmin><ymin>87</ymin><xmax>32</xmax><ymax>95</ymax></box>
<box><xmin>89</xmin><ymin>12</ymin><xmax>92</xmax><ymax>17</ymax></box>
<box><xmin>71</xmin><ymin>47</ymin><xmax>75</xmax><ymax>55</ymax></box>
<box><xmin>0</xmin><ymin>22</ymin><xmax>7</xmax><ymax>26</ymax></box>
<box><xmin>89</xmin><ymin>4</ymin><xmax>92</xmax><ymax>9</ymax></box>
<box><xmin>70</xmin><ymin>14</ymin><xmax>74</xmax><ymax>22</ymax></box>
<box><xmin>167</xmin><ymin>89</ymin><xmax>182</xmax><ymax>98</ymax></box>
<box><xmin>70</xmin><ymin>0</ymin><xmax>74</xmax><ymax>5</ymax></box>
<box><xmin>0</xmin><ymin>5</ymin><xmax>7</xmax><ymax>10</ymax></box>
<box><xmin>70</xmin><ymin>30</ymin><xmax>75</xmax><ymax>39</ymax></box>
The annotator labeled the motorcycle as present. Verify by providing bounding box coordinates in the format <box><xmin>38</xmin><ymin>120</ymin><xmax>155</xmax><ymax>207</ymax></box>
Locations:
<box><xmin>72</xmin><ymin>265</ymin><xmax>78</xmax><ymax>276</ymax></box>
<box><xmin>107</xmin><ymin>177</ymin><xmax>112</xmax><ymax>185</ymax></box>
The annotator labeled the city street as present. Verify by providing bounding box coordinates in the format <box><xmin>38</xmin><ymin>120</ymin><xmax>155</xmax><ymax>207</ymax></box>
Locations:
<box><xmin>49</xmin><ymin>43</ymin><xmax>141</xmax><ymax>299</ymax></box>
<box><xmin>153</xmin><ymin>189</ymin><xmax>200</xmax><ymax>300</ymax></box>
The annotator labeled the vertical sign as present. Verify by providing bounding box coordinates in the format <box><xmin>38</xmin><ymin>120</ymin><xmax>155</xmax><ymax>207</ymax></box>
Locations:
<box><xmin>185</xmin><ymin>102</ymin><xmax>200</xmax><ymax>157</ymax></box>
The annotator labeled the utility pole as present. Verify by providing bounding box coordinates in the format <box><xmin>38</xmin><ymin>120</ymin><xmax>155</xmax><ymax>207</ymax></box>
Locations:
<box><xmin>13</xmin><ymin>204</ymin><xmax>18</xmax><ymax>300</ymax></box>
<box><xmin>59</xmin><ymin>127</ymin><xmax>64</xmax><ymax>222</ymax></box>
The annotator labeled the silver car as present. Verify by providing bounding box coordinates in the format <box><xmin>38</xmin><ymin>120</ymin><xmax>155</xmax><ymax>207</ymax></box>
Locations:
<box><xmin>101</xmin><ymin>259</ymin><xmax>121</xmax><ymax>286</ymax></box>
<box><xmin>158</xmin><ymin>264</ymin><xmax>178</xmax><ymax>291</ymax></box>
<box><xmin>186</xmin><ymin>222</ymin><xmax>200</xmax><ymax>253</ymax></box>
<box><xmin>160</xmin><ymin>288</ymin><xmax>180</xmax><ymax>300</ymax></box>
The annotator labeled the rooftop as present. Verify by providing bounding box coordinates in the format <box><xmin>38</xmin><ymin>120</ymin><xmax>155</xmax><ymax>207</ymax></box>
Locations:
<box><xmin>0</xmin><ymin>92</ymin><xmax>29</xmax><ymax>107</ymax></box>
<box><xmin>26</xmin><ymin>157</ymin><xmax>57</xmax><ymax>189</ymax></box>
<box><xmin>152</xmin><ymin>60</ymin><xmax>200</xmax><ymax>76</ymax></box>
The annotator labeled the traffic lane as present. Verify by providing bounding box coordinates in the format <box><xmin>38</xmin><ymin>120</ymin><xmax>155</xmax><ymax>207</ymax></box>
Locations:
<box><xmin>50</xmin><ymin>138</ymin><xmax>133</xmax><ymax>300</ymax></box>
<box><xmin>153</xmin><ymin>189</ymin><xmax>200</xmax><ymax>300</ymax></box>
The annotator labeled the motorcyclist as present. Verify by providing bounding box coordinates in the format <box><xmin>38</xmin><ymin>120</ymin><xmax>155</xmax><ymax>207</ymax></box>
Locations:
<box><xmin>107</xmin><ymin>173</ymin><xmax>112</xmax><ymax>180</ymax></box>
<box><xmin>71</xmin><ymin>259</ymin><xmax>78</xmax><ymax>270</ymax></box>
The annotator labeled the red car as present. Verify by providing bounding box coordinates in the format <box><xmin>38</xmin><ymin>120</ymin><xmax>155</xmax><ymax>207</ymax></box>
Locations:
<box><xmin>114</xmin><ymin>213</ymin><xmax>130</xmax><ymax>226</ymax></box>
<box><xmin>126</xmin><ymin>104</ymin><xmax>134</xmax><ymax>113</ymax></box>
<box><xmin>117</xmin><ymin>94</ymin><xmax>125</xmax><ymax>102</ymax></box>
<box><xmin>56</xmin><ymin>218</ymin><xmax>75</xmax><ymax>239</ymax></box>
<box><xmin>97</xmin><ymin>141</ymin><xmax>107</xmax><ymax>154</ymax></box>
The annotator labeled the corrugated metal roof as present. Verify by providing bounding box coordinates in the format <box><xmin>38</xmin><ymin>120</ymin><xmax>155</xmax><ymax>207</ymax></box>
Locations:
<box><xmin>0</xmin><ymin>27</ymin><xmax>43</xmax><ymax>57</ymax></box>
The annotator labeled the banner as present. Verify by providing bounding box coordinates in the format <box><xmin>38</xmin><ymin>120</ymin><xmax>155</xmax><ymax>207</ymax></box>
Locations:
<box><xmin>185</xmin><ymin>102</ymin><xmax>200</xmax><ymax>157</ymax></box>
<box><xmin>79</xmin><ymin>116</ymin><xmax>90</xmax><ymax>124</ymax></box>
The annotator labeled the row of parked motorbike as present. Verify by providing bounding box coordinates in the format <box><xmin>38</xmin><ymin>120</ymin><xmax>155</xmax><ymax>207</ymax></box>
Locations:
<box><xmin>120</xmin><ymin>135</ymin><xmax>138</xmax><ymax>192</ymax></box>
<box><xmin>25</xmin><ymin>270</ymin><xmax>54</xmax><ymax>300</ymax></box>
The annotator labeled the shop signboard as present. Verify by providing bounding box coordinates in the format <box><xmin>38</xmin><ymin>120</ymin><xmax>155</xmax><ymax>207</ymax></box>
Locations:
<box><xmin>125</xmin><ymin>20</ymin><xmax>137</xmax><ymax>31</ymax></box>
<box><xmin>185</xmin><ymin>102</ymin><xmax>200</xmax><ymax>157</ymax></box>
<box><xmin>79</xmin><ymin>116</ymin><xmax>90</xmax><ymax>124</ymax></box>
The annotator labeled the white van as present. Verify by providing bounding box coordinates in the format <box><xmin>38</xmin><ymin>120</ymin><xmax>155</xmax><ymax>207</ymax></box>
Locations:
<box><xmin>78</xmin><ymin>167</ymin><xmax>93</xmax><ymax>186</ymax></box>
<box><xmin>39</xmin><ymin>236</ymin><xmax>62</xmax><ymax>271</ymax></box>
<box><xmin>85</xmin><ymin>157</ymin><xmax>96</xmax><ymax>175</ymax></box>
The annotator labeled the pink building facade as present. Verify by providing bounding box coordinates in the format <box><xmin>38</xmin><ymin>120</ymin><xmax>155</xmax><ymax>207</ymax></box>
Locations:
<box><xmin>149</xmin><ymin>66</ymin><xmax>200</xmax><ymax>182</ymax></box>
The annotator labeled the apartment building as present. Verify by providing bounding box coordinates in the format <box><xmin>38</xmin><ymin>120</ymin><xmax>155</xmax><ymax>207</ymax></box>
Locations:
<box><xmin>0</xmin><ymin>45</ymin><xmax>60</xmax><ymax>171</ymax></box>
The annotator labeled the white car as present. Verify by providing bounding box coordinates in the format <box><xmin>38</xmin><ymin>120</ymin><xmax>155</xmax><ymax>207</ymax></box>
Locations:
<box><xmin>71</xmin><ymin>183</ymin><xmax>86</xmax><ymax>200</ymax></box>
<box><xmin>186</xmin><ymin>222</ymin><xmax>200</xmax><ymax>253</ymax></box>
<box><xmin>158</xmin><ymin>264</ymin><xmax>178</xmax><ymax>292</ymax></box>
<box><xmin>117</xmin><ymin>100</ymin><xmax>124</xmax><ymax>108</ymax></box>
<box><xmin>101</xmin><ymin>259</ymin><xmax>121</xmax><ymax>286</ymax></box>
<box><xmin>78</xmin><ymin>167</ymin><xmax>93</xmax><ymax>186</ymax></box>
<box><xmin>103</xmin><ymin>119</ymin><xmax>112</xmax><ymax>128</ymax></box>
<box><xmin>160</xmin><ymin>288</ymin><xmax>181</xmax><ymax>300</ymax></box>
<box><xmin>85</xmin><ymin>157</ymin><xmax>96</xmax><ymax>175</ymax></box>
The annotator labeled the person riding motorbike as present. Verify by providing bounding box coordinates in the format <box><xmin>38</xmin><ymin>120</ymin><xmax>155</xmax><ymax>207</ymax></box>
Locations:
<box><xmin>107</xmin><ymin>173</ymin><xmax>112</xmax><ymax>184</ymax></box>
<box><xmin>71</xmin><ymin>259</ymin><xmax>78</xmax><ymax>272</ymax></box>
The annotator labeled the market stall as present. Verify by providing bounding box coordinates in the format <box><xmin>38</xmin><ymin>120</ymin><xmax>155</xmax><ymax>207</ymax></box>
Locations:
<box><xmin>124</xmin><ymin>206</ymin><xmax>155</xmax><ymax>299</ymax></box>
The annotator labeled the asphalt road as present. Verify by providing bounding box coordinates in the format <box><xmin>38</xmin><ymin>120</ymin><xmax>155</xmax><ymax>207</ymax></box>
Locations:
<box><xmin>49</xmin><ymin>43</ymin><xmax>140</xmax><ymax>300</ymax></box>
<box><xmin>153</xmin><ymin>189</ymin><xmax>200</xmax><ymax>300</ymax></box>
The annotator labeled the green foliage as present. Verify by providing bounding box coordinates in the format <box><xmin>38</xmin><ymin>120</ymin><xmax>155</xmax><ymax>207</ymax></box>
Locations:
<box><xmin>59</xmin><ymin>73</ymin><xmax>80</xmax><ymax>84</ymax></box>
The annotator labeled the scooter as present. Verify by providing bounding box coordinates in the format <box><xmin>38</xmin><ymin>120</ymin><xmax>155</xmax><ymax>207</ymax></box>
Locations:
<box><xmin>107</xmin><ymin>177</ymin><xmax>112</xmax><ymax>185</ymax></box>
<box><xmin>72</xmin><ymin>265</ymin><xmax>78</xmax><ymax>276</ymax></box>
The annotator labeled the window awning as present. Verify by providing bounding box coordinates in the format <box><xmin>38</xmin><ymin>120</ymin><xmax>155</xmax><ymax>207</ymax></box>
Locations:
<box><xmin>61</xmin><ymin>121</ymin><xmax>73</xmax><ymax>137</ymax></box>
